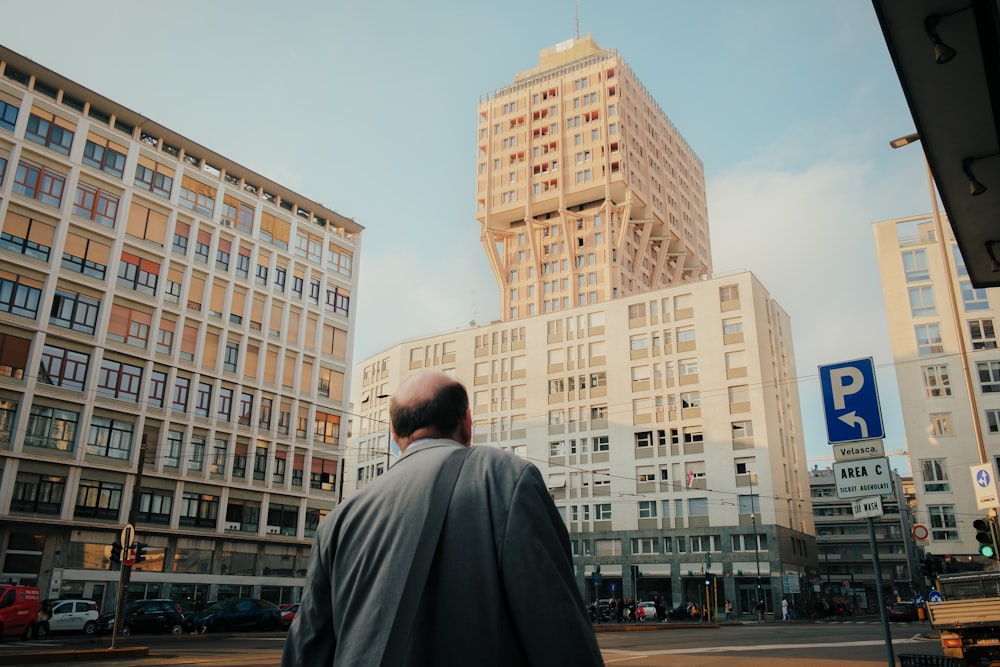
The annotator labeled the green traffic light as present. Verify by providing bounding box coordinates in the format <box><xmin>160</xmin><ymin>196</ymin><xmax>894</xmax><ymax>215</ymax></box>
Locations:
<box><xmin>981</xmin><ymin>544</ymin><xmax>996</xmax><ymax>559</ymax></box>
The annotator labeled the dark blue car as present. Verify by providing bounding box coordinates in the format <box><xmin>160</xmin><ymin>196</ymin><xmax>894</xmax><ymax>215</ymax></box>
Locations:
<box><xmin>190</xmin><ymin>598</ymin><xmax>281</xmax><ymax>633</ymax></box>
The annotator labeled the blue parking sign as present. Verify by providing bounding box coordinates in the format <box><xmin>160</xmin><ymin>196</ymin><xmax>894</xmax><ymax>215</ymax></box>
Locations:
<box><xmin>819</xmin><ymin>358</ymin><xmax>885</xmax><ymax>443</ymax></box>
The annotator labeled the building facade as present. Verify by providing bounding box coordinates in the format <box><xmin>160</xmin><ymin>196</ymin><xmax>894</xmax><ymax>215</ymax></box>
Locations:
<box><xmin>0</xmin><ymin>46</ymin><xmax>361</xmax><ymax>608</ymax></box>
<box><xmin>874</xmin><ymin>214</ymin><xmax>998</xmax><ymax>571</ymax></box>
<box><xmin>349</xmin><ymin>272</ymin><xmax>816</xmax><ymax>616</ymax></box>
<box><xmin>475</xmin><ymin>35</ymin><xmax>711</xmax><ymax>322</ymax></box>
<box><xmin>810</xmin><ymin>466</ymin><xmax>918</xmax><ymax>614</ymax></box>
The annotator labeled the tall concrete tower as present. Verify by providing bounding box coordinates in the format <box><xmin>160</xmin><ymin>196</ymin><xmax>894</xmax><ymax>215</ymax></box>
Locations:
<box><xmin>476</xmin><ymin>35</ymin><xmax>711</xmax><ymax>321</ymax></box>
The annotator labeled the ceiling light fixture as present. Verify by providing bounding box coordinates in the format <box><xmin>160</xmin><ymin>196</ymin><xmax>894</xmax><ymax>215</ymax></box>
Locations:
<box><xmin>986</xmin><ymin>241</ymin><xmax>1000</xmax><ymax>272</ymax></box>
<box><xmin>924</xmin><ymin>14</ymin><xmax>958</xmax><ymax>64</ymax></box>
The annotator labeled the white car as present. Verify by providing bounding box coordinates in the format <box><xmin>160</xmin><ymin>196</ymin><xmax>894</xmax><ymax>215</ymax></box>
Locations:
<box><xmin>39</xmin><ymin>599</ymin><xmax>100</xmax><ymax>635</ymax></box>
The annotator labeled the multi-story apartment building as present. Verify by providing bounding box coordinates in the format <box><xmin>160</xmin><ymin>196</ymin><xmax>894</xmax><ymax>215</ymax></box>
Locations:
<box><xmin>475</xmin><ymin>35</ymin><xmax>711</xmax><ymax>322</ymax></box>
<box><xmin>0</xmin><ymin>46</ymin><xmax>361</xmax><ymax>607</ymax></box>
<box><xmin>874</xmin><ymin>214</ymin><xmax>998</xmax><ymax>571</ymax></box>
<box><xmin>350</xmin><ymin>272</ymin><xmax>816</xmax><ymax>616</ymax></box>
<box><xmin>810</xmin><ymin>467</ymin><xmax>918</xmax><ymax>613</ymax></box>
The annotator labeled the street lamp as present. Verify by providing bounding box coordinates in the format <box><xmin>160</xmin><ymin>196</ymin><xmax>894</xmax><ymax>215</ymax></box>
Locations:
<box><xmin>749</xmin><ymin>472</ymin><xmax>762</xmax><ymax>615</ymax></box>
<box><xmin>889</xmin><ymin>133</ymin><xmax>988</xmax><ymax>466</ymax></box>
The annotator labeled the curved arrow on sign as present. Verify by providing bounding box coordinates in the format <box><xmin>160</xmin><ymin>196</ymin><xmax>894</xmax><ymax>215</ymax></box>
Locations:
<box><xmin>838</xmin><ymin>411</ymin><xmax>869</xmax><ymax>439</ymax></box>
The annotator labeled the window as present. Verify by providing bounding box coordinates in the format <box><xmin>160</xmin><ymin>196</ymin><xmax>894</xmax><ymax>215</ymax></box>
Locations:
<box><xmin>117</xmin><ymin>252</ymin><xmax>159</xmax><ymax>295</ymax></box>
<box><xmin>86</xmin><ymin>417</ymin><xmax>133</xmax><ymax>459</ymax></box>
<box><xmin>922</xmin><ymin>365</ymin><xmax>951</xmax><ymax>397</ymax></box>
<box><xmin>908</xmin><ymin>286</ymin><xmax>935</xmax><ymax>317</ymax></box>
<box><xmin>189</xmin><ymin>436</ymin><xmax>205</xmax><ymax>472</ymax></box>
<box><xmin>631</xmin><ymin>537</ymin><xmax>658</xmax><ymax>555</ymax></box>
<box><xmin>96</xmin><ymin>358</ymin><xmax>143</xmax><ymax>402</ymax></box>
<box><xmin>688</xmin><ymin>497</ymin><xmax>709</xmax><ymax>517</ymax></box>
<box><xmin>148</xmin><ymin>370</ymin><xmax>167</xmax><ymax>408</ymax></box>
<box><xmin>0</xmin><ymin>333</ymin><xmax>30</xmax><ymax>380</ymax></box>
<box><xmin>173</xmin><ymin>375</ymin><xmax>190</xmax><ymax>412</ymax></box>
<box><xmin>930</xmin><ymin>412</ymin><xmax>953</xmax><ymax>436</ymax></box>
<box><xmin>138</xmin><ymin>490</ymin><xmax>172</xmax><ymax>524</ymax></box>
<box><xmin>921</xmin><ymin>459</ymin><xmax>950</xmax><ymax>492</ymax></box>
<box><xmin>595</xmin><ymin>503</ymin><xmax>612</xmax><ymax>520</ymax></box>
<box><xmin>82</xmin><ymin>133</ymin><xmax>126</xmax><ymax>178</ymax></box>
<box><xmin>295</xmin><ymin>230</ymin><xmax>323</xmax><ymax>263</ymax></box>
<box><xmin>0</xmin><ymin>271</ymin><xmax>42</xmax><ymax>318</ymax></box>
<box><xmin>593</xmin><ymin>435</ymin><xmax>609</xmax><ymax>452</ymax></box>
<box><xmin>218</xmin><ymin>387</ymin><xmax>233</xmax><ymax>421</ymax></box>
<box><xmin>732</xmin><ymin>420</ymin><xmax>754</xmax><ymax>442</ymax></box>
<box><xmin>25</xmin><ymin>404</ymin><xmax>79</xmax><ymax>451</ymax></box>
<box><xmin>902</xmin><ymin>249</ymin><xmax>929</xmax><ymax>282</ymax></box>
<box><xmin>61</xmin><ymin>233</ymin><xmax>110</xmax><ymax>279</ymax></box>
<box><xmin>74</xmin><ymin>479</ymin><xmax>122</xmax><ymax>520</ymax></box>
<box><xmin>722</xmin><ymin>318</ymin><xmax>742</xmax><ymax>336</ymax></box>
<box><xmin>50</xmin><ymin>289</ymin><xmax>101</xmax><ymax>334</ymax></box>
<box><xmin>961</xmin><ymin>280</ymin><xmax>990</xmax><ymax>311</ymax></box>
<box><xmin>165</xmin><ymin>430</ymin><xmax>182</xmax><ymax>468</ymax></box>
<box><xmin>738</xmin><ymin>494</ymin><xmax>760</xmax><ymax>515</ymax></box>
<box><xmin>179</xmin><ymin>492</ymin><xmax>219</xmax><ymax>528</ymax></box>
<box><xmin>194</xmin><ymin>230</ymin><xmax>210</xmax><ymax>262</ymax></box>
<box><xmin>978</xmin><ymin>361</ymin><xmax>1000</xmax><ymax>393</ymax></box>
<box><xmin>928</xmin><ymin>505</ymin><xmax>958</xmax><ymax>540</ymax></box>
<box><xmin>314</xmin><ymin>411</ymin><xmax>341</xmax><ymax>444</ymax></box>
<box><xmin>39</xmin><ymin>344</ymin><xmax>89</xmax><ymax>390</ymax></box>
<box><xmin>73</xmin><ymin>183</ymin><xmax>120</xmax><ymax>227</ymax></box>
<box><xmin>179</xmin><ymin>176</ymin><xmax>215</xmax><ymax>216</ymax></box>
<box><xmin>134</xmin><ymin>155</ymin><xmax>174</xmax><ymax>198</ymax></box>
<box><xmin>0</xmin><ymin>98</ymin><xmax>19</xmax><ymax>132</ymax></box>
<box><xmin>1</xmin><ymin>212</ymin><xmax>55</xmax><ymax>261</ymax></box>
<box><xmin>915</xmin><ymin>324</ymin><xmax>943</xmax><ymax>356</ymax></box>
<box><xmin>638</xmin><ymin>501</ymin><xmax>657</xmax><ymax>519</ymax></box>
<box><xmin>125</xmin><ymin>201</ymin><xmax>167</xmax><ymax>245</ymax></box>
<box><xmin>25</xmin><ymin>108</ymin><xmax>74</xmax><ymax>154</ymax></box>
<box><xmin>221</xmin><ymin>195</ymin><xmax>255</xmax><ymax>233</ymax></box>
<box><xmin>223</xmin><ymin>342</ymin><xmax>239</xmax><ymax>373</ymax></box>
<box><xmin>988</xmin><ymin>409</ymin><xmax>1000</xmax><ymax>434</ymax></box>
<box><xmin>13</xmin><ymin>161</ymin><xmax>65</xmax><ymax>206</ymax></box>
<box><xmin>970</xmin><ymin>319</ymin><xmax>997</xmax><ymax>349</ymax></box>
<box><xmin>680</xmin><ymin>391</ymin><xmax>700</xmax><ymax>409</ymax></box>
<box><xmin>11</xmin><ymin>472</ymin><xmax>65</xmax><ymax>515</ymax></box>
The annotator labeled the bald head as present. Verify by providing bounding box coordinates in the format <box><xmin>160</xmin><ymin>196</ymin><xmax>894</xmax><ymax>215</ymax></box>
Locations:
<box><xmin>389</xmin><ymin>370</ymin><xmax>471</xmax><ymax>452</ymax></box>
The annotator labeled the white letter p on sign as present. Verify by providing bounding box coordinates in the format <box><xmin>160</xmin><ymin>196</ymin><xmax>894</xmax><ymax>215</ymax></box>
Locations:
<box><xmin>830</xmin><ymin>367</ymin><xmax>864</xmax><ymax>410</ymax></box>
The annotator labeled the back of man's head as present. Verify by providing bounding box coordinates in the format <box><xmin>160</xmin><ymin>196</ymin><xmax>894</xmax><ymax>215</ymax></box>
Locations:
<box><xmin>390</xmin><ymin>370</ymin><xmax>469</xmax><ymax>441</ymax></box>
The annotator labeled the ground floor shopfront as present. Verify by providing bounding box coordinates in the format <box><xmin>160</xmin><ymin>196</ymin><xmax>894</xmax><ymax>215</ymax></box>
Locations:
<box><xmin>0</xmin><ymin>522</ymin><xmax>309</xmax><ymax>612</ymax></box>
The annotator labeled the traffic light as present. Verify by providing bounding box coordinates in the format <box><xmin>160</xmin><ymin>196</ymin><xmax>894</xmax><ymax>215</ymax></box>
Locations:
<box><xmin>109</xmin><ymin>540</ymin><xmax>122</xmax><ymax>565</ymax></box>
<box><xmin>135</xmin><ymin>543</ymin><xmax>148</xmax><ymax>563</ymax></box>
<box><xmin>920</xmin><ymin>557</ymin><xmax>934</xmax><ymax>578</ymax></box>
<box><xmin>974</xmin><ymin>517</ymin><xmax>997</xmax><ymax>559</ymax></box>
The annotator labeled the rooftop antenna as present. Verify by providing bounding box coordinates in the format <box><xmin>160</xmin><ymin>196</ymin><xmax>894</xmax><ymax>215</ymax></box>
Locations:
<box><xmin>575</xmin><ymin>0</ymin><xmax>580</xmax><ymax>38</ymax></box>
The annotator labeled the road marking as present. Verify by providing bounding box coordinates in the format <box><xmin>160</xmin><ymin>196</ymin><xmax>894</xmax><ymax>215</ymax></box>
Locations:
<box><xmin>602</xmin><ymin>634</ymin><xmax>931</xmax><ymax>660</ymax></box>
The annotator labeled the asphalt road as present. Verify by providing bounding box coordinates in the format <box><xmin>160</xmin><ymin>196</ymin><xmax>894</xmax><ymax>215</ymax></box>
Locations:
<box><xmin>0</xmin><ymin>618</ymin><xmax>943</xmax><ymax>667</ymax></box>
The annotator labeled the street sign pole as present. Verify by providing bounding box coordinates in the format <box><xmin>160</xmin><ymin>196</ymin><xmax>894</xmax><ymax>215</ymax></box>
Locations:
<box><xmin>868</xmin><ymin>516</ymin><xmax>895</xmax><ymax>667</ymax></box>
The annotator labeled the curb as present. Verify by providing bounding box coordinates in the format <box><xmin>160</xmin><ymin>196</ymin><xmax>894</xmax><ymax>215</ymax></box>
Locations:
<box><xmin>593</xmin><ymin>622</ymin><xmax>720</xmax><ymax>633</ymax></box>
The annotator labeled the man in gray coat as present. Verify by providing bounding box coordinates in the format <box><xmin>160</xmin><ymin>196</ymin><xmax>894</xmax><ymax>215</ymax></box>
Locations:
<box><xmin>282</xmin><ymin>370</ymin><xmax>603</xmax><ymax>666</ymax></box>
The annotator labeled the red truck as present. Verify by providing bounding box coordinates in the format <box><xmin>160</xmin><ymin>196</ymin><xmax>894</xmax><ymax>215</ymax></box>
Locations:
<box><xmin>0</xmin><ymin>584</ymin><xmax>41</xmax><ymax>640</ymax></box>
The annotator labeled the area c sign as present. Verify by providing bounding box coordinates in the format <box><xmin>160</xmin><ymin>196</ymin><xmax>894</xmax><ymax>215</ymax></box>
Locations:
<box><xmin>833</xmin><ymin>457</ymin><xmax>893</xmax><ymax>499</ymax></box>
<box><xmin>819</xmin><ymin>358</ymin><xmax>885</xmax><ymax>444</ymax></box>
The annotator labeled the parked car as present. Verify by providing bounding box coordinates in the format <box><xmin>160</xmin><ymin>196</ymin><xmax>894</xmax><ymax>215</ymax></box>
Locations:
<box><xmin>190</xmin><ymin>598</ymin><xmax>281</xmax><ymax>633</ymax></box>
<box><xmin>97</xmin><ymin>599</ymin><xmax>192</xmax><ymax>636</ymax></box>
<box><xmin>0</xmin><ymin>584</ymin><xmax>41</xmax><ymax>640</ymax></box>
<box><xmin>888</xmin><ymin>603</ymin><xmax>920</xmax><ymax>622</ymax></box>
<box><xmin>37</xmin><ymin>599</ymin><xmax>99</xmax><ymax>636</ymax></box>
<box><xmin>280</xmin><ymin>603</ymin><xmax>299</xmax><ymax>629</ymax></box>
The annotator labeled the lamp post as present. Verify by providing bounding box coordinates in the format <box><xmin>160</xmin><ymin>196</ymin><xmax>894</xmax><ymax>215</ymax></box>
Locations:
<box><xmin>749</xmin><ymin>472</ymin><xmax>762</xmax><ymax>616</ymax></box>
<box><xmin>890</xmin><ymin>133</ymin><xmax>988</xmax><ymax>466</ymax></box>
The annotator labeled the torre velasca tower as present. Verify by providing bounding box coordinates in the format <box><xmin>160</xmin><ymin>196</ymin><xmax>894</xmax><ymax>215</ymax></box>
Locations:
<box><xmin>475</xmin><ymin>35</ymin><xmax>711</xmax><ymax>321</ymax></box>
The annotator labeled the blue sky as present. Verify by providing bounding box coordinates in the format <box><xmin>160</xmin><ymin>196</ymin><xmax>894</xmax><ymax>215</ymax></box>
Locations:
<box><xmin>1</xmin><ymin>0</ymin><xmax>931</xmax><ymax>472</ymax></box>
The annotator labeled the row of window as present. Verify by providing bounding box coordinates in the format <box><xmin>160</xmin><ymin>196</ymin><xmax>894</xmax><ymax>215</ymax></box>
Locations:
<box><xmin>9</xmin><ymin>470</ymin><xmax>329</xmax><ymax>539</ymax></box>
<box><xmin>570</xmin><ymin>532</ymin><xmax>767</xmax><ymax>558</ymax></box>
<box><xmin>0</xmin><ymin>101</ymin><xmax>350</xmax><ymax>269</ymax></box>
